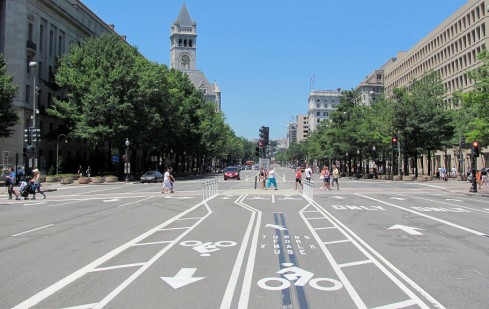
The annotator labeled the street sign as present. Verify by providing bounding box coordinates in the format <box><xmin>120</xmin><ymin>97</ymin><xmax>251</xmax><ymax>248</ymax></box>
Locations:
<box><xmin>259</xmin><ymin>158</ymin><xmax>270</xmax><ymax>170</ymax></box>
<box><xmin>112</xmin><ymin>155</ymin><xmax>119</xmax><ymax>163</ymax></box>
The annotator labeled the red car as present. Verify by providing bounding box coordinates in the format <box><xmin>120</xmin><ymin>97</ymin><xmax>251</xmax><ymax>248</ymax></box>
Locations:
<box><xmin>224</xmin><ymin>166</ymin><xmax>240</xmax><ymax>180</ymax></box>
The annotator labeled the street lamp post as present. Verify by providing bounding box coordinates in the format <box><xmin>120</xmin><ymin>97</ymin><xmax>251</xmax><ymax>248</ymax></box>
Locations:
<box><xmin>356</xmin><ymin>149</ymin><xmax>360</xmax><ymax>178</ymax></box>
<box><xmin>56</xmin><ymin>134</ymin><xmax>67</xmax><ymax>175</ymax></box>
<box><xmin>125</xmin><ymin>138</ymin><xmax>130</xmax><ymax>182</ymax></box>
<box><xmin>29</xmin><ymin>61</ymin><xmax>38</xmax><ymax>168</ymax></box>
<box><xmin>372</xmin><ymin>145</ymin><xmax>376</xmax><ymax>178</ymax></box>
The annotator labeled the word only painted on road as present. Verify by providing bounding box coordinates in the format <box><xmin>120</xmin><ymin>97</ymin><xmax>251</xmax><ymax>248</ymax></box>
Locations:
<box><xmin>260</xmin><ymin>234</ymin><xmax>317</xmax><ymax>255</ymax></box>
<box><xmin>331</xmin><ymin>205</ymin><xmax>386</xmax><ymax>211</ymax></box>
<box><xmin>180</xmin><ymin>240</ymin><xmax>237</xmax><ymax>257</ymax></box>
<box><xmin>411</xmin><ymin>207</ymin><xmax>470</xmax><ymax>213</ymax></box>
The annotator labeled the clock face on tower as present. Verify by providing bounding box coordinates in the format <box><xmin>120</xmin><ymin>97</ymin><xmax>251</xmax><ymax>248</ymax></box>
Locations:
<box><xmin>181</xmin><ymin>54</ymin><xmax>190</xmax><ymax>69</ymax></box>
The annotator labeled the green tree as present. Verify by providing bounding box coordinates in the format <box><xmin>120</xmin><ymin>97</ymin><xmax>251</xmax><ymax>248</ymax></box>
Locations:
<box><xmin>392</xmin><ymin>71</ymin><xmax>454</xmax><ymax>175</ymax></box>
<box><xmin>459</xmin><ymin>50</ymin><xmax>489</xmax><ymax>146</ymax></box>
<box><xmin>0</xmin><ymin>54</ymin><xmax>19</xmax><ymax>138</ymax></box>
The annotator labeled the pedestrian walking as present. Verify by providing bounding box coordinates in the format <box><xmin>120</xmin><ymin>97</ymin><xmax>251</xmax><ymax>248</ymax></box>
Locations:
<box><xmin>6</xmin><ymin>167</ymin><xmax>16</xmax><ymax>199</ymax></box>
<box><xmin>305</xmin><ymin>164</ymin><xmax>312</xmax><ymax>182</ymax></box>
<box><xmin>324</xmin><ymin>166</ymin><xmax>331</xmax><ymax>190</ymax></box>
<box><xmin>77</xmin><ymin>165</ymin><xmax>84</xmax><ymax>177</ymax></box>
<box><xmin>259</xmin><ymin>167</ymin><xmax>267</xmax><ymax>190</ymax></box>
<box><xmin>30</xmin><ymin>169</ymin><xmax>46</xmax><ymax>199</ymax></box>
<box><xmin>332</xmin><ymin>165</ymin><xmax>340</xmax><ymax>190</ymax></box>
<box><xmin>295</xmin><ymin>167</ymin><xmax>303</xmax><ymax>190</ymax></box>
<box><xmin>161</xmin><ymin>168</ymin><xmax>172</xmax><ymax>193</ymax></box>
<box><xmin>319</xmin><ymin>166</ymin><xmax>326</xmax><ymax>190</ymax></box>
<box><xmin>169</xmin><ymin>167</ymin><xmax>176</xmax><ymax>193</ymax></box>
<box><xmin>266</xmin><ymin>167</ymin><xmax>278</xmax><ymax>190</ymax></box>
<box><xmin>86</xmin><ymin>166</ymin><xmax>92</xmax><ymax>177</ymax></box>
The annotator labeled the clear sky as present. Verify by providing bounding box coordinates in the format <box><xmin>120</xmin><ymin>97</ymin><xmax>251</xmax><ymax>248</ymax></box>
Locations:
<box><xmin>80</xmin><ymin>0</ymin><xmax>468</xmax><ymax>140</ymax></box>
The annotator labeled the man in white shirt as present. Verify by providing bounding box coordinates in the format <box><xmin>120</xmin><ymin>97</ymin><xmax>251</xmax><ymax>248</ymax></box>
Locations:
<box><xmin>305</xmin><ymin>164</ymin><xmax>312</xmax><ymax>181</ymax></box>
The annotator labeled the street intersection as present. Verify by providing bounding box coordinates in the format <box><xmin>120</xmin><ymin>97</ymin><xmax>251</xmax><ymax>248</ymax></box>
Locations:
<box><xmin>1</xmin><ymin>167</ymin><xmax>488</xmax><ymax>308</ymax></box>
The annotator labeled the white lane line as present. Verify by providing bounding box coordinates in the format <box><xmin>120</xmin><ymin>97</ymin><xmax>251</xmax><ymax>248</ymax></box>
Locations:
<box><xmin>48</xmin><ymin>200</ymin><xmax>86</xmax><ymax>208</ymax></box>
<box><xmin>132</xmin><ymin>241</ymin><xmax>172</xmax><ymax>247</ymax></box>
<box><xmin>315</xmin><ymin>226</ymin><xmax>336</xmax><ymax>230</ymax></box>
<box><xmin>90</xmin><ymin>263</ymin><xmax>146</xmax><ymax>272</ymax></box>
<box><xmin>357</xmin><ymin>194</ymin><xmax>487</xmax><ymax>236</ymax></box>
<box><xmin>236</xmin><ymin>196</ymin><xmax>263</xmax><ymax>309</ymax></box>
<box><xmin>159</xmin><ymin>227</ymin><xmax>191</xmax><ymax>231</ymax></box>
<box><xmin>338</xmin><ymin>260</ymin><xmax>373</xmax><ymax>268</ymax></box>
<box><xmin>12</xmin><ymin>200</ymin><xmax>209</xmax><ymax>309</ymax></box>
<box><xmin>220</xmin><ymin>195</ymin><xmax>258</xmax><ymax>309</ymax></box>
<box><xmin>117</xmin><ymin>196</ymin><xmax>154</xmax><ymax>208</ymax></box>
<box><xmin>92</xmin><ymin>202</ymin><xmax>214</xmax><ymax>309</ymax></box>
<box><xmin>61</xmin><ymin>303</ymin><xmax>98</xmax><ymax>309</ymax></box>
<box><xmin>74</xmin><ymin>187</ymin><xmax>125</xmax><ymax>195</ymax></box>
<box><xmin>12</xmin><ymin>224</ymin><xmax>54</xmax><ymax>237</ymax></box>
<box><xmin>176</xmin><ymin>217</ymin><xmax>202</xmax><ymax>221</ymax></box>
<box><xmin>370</xmin><ymin>299</ymin><xmax>418</xmax><ymax>309</ymax></box>
<box><xmin>271</xmin><ymin>195</ymin><xmax>275</xmax><ymax>204</ymax></box>
<box><xmin>308</xmin><ymin>201</ymin><xmax>445</xmax><ymax>309</ymax></box>
<box><xmin>324</xmin><ymin>239</ymin><xmax>350</xmax><ymax>245</ymax></box>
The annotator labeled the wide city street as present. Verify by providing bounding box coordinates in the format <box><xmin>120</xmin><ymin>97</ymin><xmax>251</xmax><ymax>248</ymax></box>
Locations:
<box><xmin>1</xmin><ymin>166</ymin><xmax>488</xmax><ymax>309</ymax></box>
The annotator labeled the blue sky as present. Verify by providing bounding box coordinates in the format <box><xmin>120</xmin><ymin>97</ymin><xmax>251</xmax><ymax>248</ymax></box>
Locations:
<box><xmin>81</xmin><ymin>0</ymin><xmax>467</xmax><ymax>140</ymax></box>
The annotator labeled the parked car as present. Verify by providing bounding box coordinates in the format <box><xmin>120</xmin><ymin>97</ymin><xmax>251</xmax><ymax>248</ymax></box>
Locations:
<box><xmin>140</xmin><ymin>170</ymin><xmax>164</xmax><ymax>183</ymax></box>
<box><xmin>224</xmin><ymin>166</ymin><xmax>240</xmax><ymax>180</ymax></box>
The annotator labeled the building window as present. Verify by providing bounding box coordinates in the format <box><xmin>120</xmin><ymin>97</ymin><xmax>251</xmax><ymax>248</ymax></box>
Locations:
<box><xmin>49</xmin><ymin>30</ymin><xmax>54</xmax><ymax>57</ymax></box>
<box><xmin>316</xmin><ymin>112</ymin><xmax>320</xmax><ymax>116</ymax></box>
<box><xmin>40</xmin><ymin>24</ymin><xmax>45</xmax><ymax>52</ymax></box>
<box><xmin>316</xmin><ymin>103</ymin><xmax>320</xmax><ymax>108</ymax></box>
<box><xmin>189</xmin><ymin>39</ymin><xmax>193</xmax><ymax>47</ymax></box>
<box><xmin>28</xmin><ymin>23</ymin><xmax>33</xmax><ymax>42</ymax></box>
<box><xmin>26</xmin><ymin>85</ymin><xmax>30</xmax><ymax>103</ymax></box>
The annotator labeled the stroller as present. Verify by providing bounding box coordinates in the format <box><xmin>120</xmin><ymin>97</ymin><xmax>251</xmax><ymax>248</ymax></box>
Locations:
<box><xmin>17</xmin><ymin>181</ymin><xmax>36</xmax><ymax>200</ymax></box>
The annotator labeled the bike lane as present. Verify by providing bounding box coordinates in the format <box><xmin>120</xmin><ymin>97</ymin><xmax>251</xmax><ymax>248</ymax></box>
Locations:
<box><xmin>313</xmin><ymin>192</ymin><xmax>489</xmax><ymax>308</ymax></box>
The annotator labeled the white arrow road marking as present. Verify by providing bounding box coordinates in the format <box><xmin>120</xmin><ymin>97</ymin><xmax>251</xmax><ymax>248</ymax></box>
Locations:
<box><xmin>387</xmin><ymin>224</ymin><xmax>424</xmax><ymax>235</ymax></box>
<box><xmin>390</xmin><ymin>197</ymin><xmax>406</xmax><ymax>201</ymax></box>
<box><xmin>103</xmin><ymin>199</ymin><xmax>120</xmax><ymax>202</ymax></box>
<box><xmin>161</xmin><ymin>268</ymin><xmax>205</xmax><ymax>289</ymax></box>
<box><xmin>265</xmin><ymin>224</ymin><xmax>288</xmax><ymax>231</ymax></box>
<box><xmin>247</xmin><ymin>196</ymin><xmax>270</xmax><ymax>200</ymax></box>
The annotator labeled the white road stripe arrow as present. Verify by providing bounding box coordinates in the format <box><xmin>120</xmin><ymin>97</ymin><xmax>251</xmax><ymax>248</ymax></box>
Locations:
<box><xmin>265</xmin><ymin>224</ymin><xmax>288</xmax><ymax>231</ymax></box>
<box><xmin>161</xmin><ymin>268</ymin><xmax>205</xmax><ymax>289</ymax></box>
<box><xmin>388</xmin><ymin>224</ymin><xmax>424</xmax><ymax>235</ymax></box>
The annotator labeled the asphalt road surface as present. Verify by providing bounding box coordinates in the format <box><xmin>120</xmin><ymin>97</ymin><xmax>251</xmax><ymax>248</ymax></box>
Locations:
<box><xmin>1</xmin><ymin>167</ymin><xmax>488</xmax><ymax>308</ymax></box>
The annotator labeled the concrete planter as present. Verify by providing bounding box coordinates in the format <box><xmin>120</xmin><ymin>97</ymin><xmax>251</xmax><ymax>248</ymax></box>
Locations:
<box><xmin>418</xmin><ymin>176</ymin><xmax>429</xmax><ymax>182</ymax></box>
<box><xmin>104</xmin><ymin>176</ymin><xmax>118</xmax><ymax>183</ymax></box>
<box><xmin>404</xmin><ymin>175</ymin><xmax>415</xmax><ymax>181</ymax></box>
<box><xmin>45</xmin><ymin>176</ymin><xmax>59</xmax><ymax>183</ymax></box>
<box><xmin>77</xmin><ymin>177</ymin><xmax>90</xmax><ymax>184</ymax></box>
<box><xmin>393</xmin><ymin>175</ymin><xmax>402</xmax><ymax>181</ymax></box>
<box><xmin>60</xmin><ymin>177</ymin><xmax>74</xmax><ymax>184</ymax></box>
<box><xmin>90</xmin><ymin>177</ymin><xmax>104</xmax><ymax>184</ymax></box>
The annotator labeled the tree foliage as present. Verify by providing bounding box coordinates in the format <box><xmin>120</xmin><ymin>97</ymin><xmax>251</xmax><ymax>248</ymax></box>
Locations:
<box><xmin>0</xmin><ymin>53</ymin><xmax>19</xmax><ymax>138</ymax></box>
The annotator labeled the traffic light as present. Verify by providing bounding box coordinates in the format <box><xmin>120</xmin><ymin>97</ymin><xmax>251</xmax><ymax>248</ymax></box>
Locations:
<box><xmin>472</xmin><ymin>140</ymin><xmax>480</xmax><ymax>157</ymax></box>
<box><xmin>392</xmin><ymin>134</ymin><xmax>398</xmax><ymax>150</ymax></box>
<box><xmin>259</xmin><ymin>126</ymin><xmax>270</xmax><ymax>146</ymax></box>
<box><xmin>31</xmin><ymin>127</ymin><xmax>40</xmax><ymax>143</ymax></box>
<box><xmin>255</xmin><ymin>147</ymin><xmax>260</xmax><ymax>157</ymax></box>
<box><xmin>461</xmin><ymin>136</ymin><xmax>466</xmax><ymax>148</ymax></box>
<box><xmin>24</xmin><ymin>128</ymin><xmax>30</xmax><ymax>145</ymax></box>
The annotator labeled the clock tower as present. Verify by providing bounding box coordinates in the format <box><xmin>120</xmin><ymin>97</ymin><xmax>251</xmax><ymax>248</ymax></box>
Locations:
<box><xmin>170</xmin><ymin>4</ymin><xmax>197</xmax><ymax>71</ymax></box>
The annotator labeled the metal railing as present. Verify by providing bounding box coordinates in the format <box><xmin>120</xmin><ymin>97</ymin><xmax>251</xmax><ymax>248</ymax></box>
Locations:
<box><xmin>303</xmin><ymin>179</ymin><xmax>314</xmax><ymax>200</ymax></box>
<box><xmin>203</xmin><ymin>179</ymin><xmax>218</xmax><ymax>201</ymax></box>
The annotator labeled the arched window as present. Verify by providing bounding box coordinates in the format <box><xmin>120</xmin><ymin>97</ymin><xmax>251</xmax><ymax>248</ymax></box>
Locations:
<box><xmin>189</xmin><ymin>39</ymin><xmax>193</xmax><ymax>47</ymax></box>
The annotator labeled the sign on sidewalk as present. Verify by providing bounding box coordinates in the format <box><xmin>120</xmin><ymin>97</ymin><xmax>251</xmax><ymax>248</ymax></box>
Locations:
<box><xmin>259</xmin><ymin>158</ymin><xmax>270</xmax><ymax>170</ymax></box>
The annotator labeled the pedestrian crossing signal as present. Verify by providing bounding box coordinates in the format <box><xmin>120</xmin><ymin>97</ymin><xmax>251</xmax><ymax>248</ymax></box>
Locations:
<box><xmin>472</xmin><ymin>141</ymin><xmax>480</xmax><ymax>157</ymax></box>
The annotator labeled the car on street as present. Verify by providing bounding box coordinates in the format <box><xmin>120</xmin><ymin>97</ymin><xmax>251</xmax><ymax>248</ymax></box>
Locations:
<box><xmin>224</xmin><ymin>166</ymin><xmax>240</xmax><ymax>180</ymax></box>
<box><xmin>140</xmin><ymin>170</ymin><xmax>164</xmax><ymax>183</ymax></box>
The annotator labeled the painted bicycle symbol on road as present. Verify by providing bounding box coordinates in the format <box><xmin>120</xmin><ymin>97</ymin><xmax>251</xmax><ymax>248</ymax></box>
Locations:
<box><xmin>257</xmin><ymin>263</ymin><xmax>343</xmax><ymax>291</ymax></box>
<box><xmin>180</xmin><ymin>240</ymin><xmax>237</xmax><ymax>257</ymax></box>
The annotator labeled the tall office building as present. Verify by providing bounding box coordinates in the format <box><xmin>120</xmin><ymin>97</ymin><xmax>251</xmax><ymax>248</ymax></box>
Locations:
<box><xmin>170</xmin><ymin>4</ymin><xmax>221</xmax><ymax>111</ymax></box>
<box><xmin>307</xmin><ymin>90</ymin><xmax>341</xmax><ymax>133</ymax></box>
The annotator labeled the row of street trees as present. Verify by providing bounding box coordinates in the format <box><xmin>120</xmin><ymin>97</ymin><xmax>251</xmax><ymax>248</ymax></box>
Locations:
<box><xmin>48</xmin><ymin>33</ymin><xmax>254</xmax><ymax>174</ymax></box>
<box><xmin>281</xmin><ymin>51</ymin><xmax>489</xmax><ymax>177</ymax></box>
<box><xmin>1</xmin><ymin>33</ymin><xmax>254</xmax><ymax>176</ymax></box>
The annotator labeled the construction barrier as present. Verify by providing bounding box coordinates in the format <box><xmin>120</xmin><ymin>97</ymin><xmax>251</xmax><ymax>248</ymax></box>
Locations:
<box><xmin>203</xmin><ymin>179</ymin><xmax>218</xmax><ymax>201</ymax></box>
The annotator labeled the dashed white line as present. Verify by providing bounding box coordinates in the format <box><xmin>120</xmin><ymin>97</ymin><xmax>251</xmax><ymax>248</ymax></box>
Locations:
<box><xmin>12</xmin><ymin>224</ymin><xmax>54</xmax><ymax>237</ymax></box>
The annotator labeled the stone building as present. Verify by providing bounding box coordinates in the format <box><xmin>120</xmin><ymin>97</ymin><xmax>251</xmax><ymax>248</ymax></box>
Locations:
<box><xmin>307</xmin><ymin>90</ymin><xmax>341</xmax><ymax>133</ymax></box>
<box><xmin>0</xmin><ymin>0</ymin><xmax>117</xmax><ymax>172</ymax></box>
